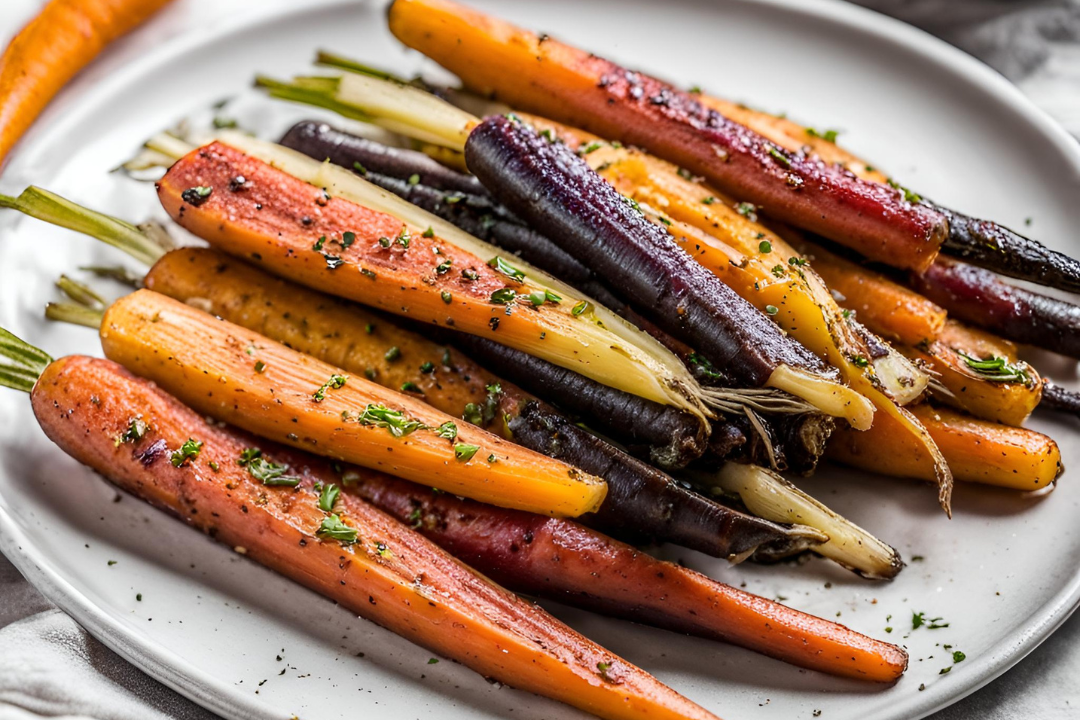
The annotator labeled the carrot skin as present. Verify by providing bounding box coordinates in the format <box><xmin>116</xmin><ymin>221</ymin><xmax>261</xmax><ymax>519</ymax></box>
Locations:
<box><xmin>31</xmin><ymin>355</ymin><xmax>719</xmax><ymax>720</ymax></box>
<box><xmin>464</xmin><ymin>114</ymin><xmax>832</xmax><ymax>387</ymax></box>
<box><xmin>99</xmin><ymin>290</ymin><xmax>607</xmax><ymax>518</ymax></box>
<box><xmin>388</xmin><ymin>0</ymin><xmax>948</xmax><ymax>272</ymax></box>
<box><xmin>911</xmin><ymin>258</ymin><xmax>1080</xmax><ymax>358</ymax></box>
<box><xmin>0</xmin><ymin>0</ymin><xmax>173</xmax><ymax>168</ymax></box>
<box><xmin>829</xmin><ymin>404</ymin><xmax>1062</xmax><ymax>491</ymax></box>
<box><xmin>144</xmin><ymin>249</ymin><xmax>799</xmax><ymax>559</ymax></box>
<box><xmin>352</xmin><ymin>472</ymin><xmax>908</xmax><ymax>683</ymax></box>
<box><xmin>800</xmin><ymin>240</ymin><xmax>946</xmax><ymax>347</ymax></box>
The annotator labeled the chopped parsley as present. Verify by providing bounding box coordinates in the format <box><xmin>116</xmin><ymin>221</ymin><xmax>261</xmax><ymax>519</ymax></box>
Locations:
<box><xmin>384</xmin><ymin>346</ymin><xmax>401</xmax><ymax>362</ymax></box>
<box><xmin>441</xmin><ymin>290</ymin><xmax>452</xmax><ymax>304</ymax></box>
<box><xmin>238</xmin><ymin>447</ymin><xmax>262</xmax><ymax>466</ymax></box>
<box><xmin>766</xmin><ymin>145</ymin><xmax>791</xmax><ymax>166</ymax></box>
<box><xmin>376</xmin><ymin>542</ymin><xmax>393</xmax><ymax>558</ymax></box>
<box><xmin>764</xmin><ymin>305</ymin><xmax>779</xmax><ymax>316</ymax></box>
<box><xmin>912</xmin><ymin>611</ymin><xmax>950</xmax><ymax>630</ymax></box>
<box><xmin>341</xmin><ymin>231</ymin><xmax>356</xmax><ymax>249</ymax></box>
<box><xmin>435</xmin><ymin>421</ymin><xmax>458</xmax><ymax>440</ymax></box>
<box><xmin>358</xmin><ymin>404</ymin><xmax>426</xmax><ymax>437</ymax></box>
<box><xmin>352</xmin><ymin>161</ymin><xmax>367</xmax><ymax>175</ymax></box>
<box><xmin>758</xmin><ymin>239</ymin><xmax>772</xmax><ymax>253</ymax></box>
<box><xmin>487</xmin><ymin>454</ymin><xmax>498</xmax><ymax>463</ymax></box>
<box><xmin>419</xmin><ymin>361</ymin><xmax>435</xmax><ymax>374</ymax></box>
<box><xmin>397</xmin><ymin>227</ymin><xmax>411</xmax><ymax>248</ymax></box>
<box><xmin>435</xmin><ymin>259</ymin><xmax>452</xmax><ymax>275</ymax></box>
<box><xmin>318</xmin><ymin>483</ymin><xmax>340</xmax><ymax>512</ymax></box>
<box><xmin>806</xmin><ymin>127</ymin><xmax>840</xmax><ymax>143</ymax></box>
<box><xmin>313</xmin><ymin>374</ymin><xmax>348</xmax><ymax>402</ymax></box>
<box><xmin>317</xmin><ymin>514</ymin><xmax>357</xmax><ymax>544</ymax></box>
<box><xmin>490</xmin><ymin>288</ymin><xmax>517</xmax><ymax>305</ymax></box>
<box><xmin>246</xmin><ymin>456</ymin><xmax>300</xmax><ymax>486</ymax></box>
<box><xmin>407</xmin><ymin>173</ymin><xmax>420</xmax><ymax>186</ymax></box>
<box><xmin>953</xmin><ymin>650</ymin><xmax>966</xmax><ymax>663</ymax></box>
<box><xmin>313</xmin><ymin>236</ymin><xmax>327</xmax><ymax>251</ymax></box>
<box><xmin>579</xmin><ymin>141</ymin><xmax>603</xmax><ymax>155</ymax></box>
<box><xmin>170</xmin><ymin>438</ymin><xmax>202</xmax><ymax>467</ymax></box>
<box><xmin>379</xmin><ymin>236</ymin><xmax>391</xmax><ymax>248</ymax></box>
<box><xmin>120</xmin><ymin>417</ymin><xmax>149</xmax><ymax>444</ymax></box>
<box><xmin>958</xmin><ymin>351</ymin><xmax>1031</xmax><ymax>385</ymax></box>
<box><xmin>453</xmin><ymin>443</ymin><xmax>480</xmax><ymax>461</ymax></box>
<box><xmin>422</xmin><ymin>226</ymin><xmax>435</xmax><ymax>238</ymax></box>
<box><xmin>571</xmin><ymin>300</ymin><xmax>590</xmax><ymax>317</ymax></box>
<box><xmin>771</xmin><ymin>264</ymin><xmax>786</xmax><ymax>277</ymax></box>
<box><xmin>400</xmin><ymin>381</ymin><xmax>422</xmax><ymax>393</ymax></box>
<box><xmin>488</xmin><ymin>256</ymin><xmax>526</xmax><ymax>283</ymax></box>
<box><xmin>254</xmin><ymin>360</ymin><xmax>266</xmax><ymax>373</ymax></box>
<box><xmin>851</xmin><ymin>355</ymin><xmax>869</xmax><ymax>368</ymax></box>
<box><xmin>736</xmin><ymin>202</ymin><xmax>757</xmax><ymax>218</ymax></box>
<box><xmin>887</xmin><ymin>178</ymin><xmax>922</xmax><ymax>204</ymax></box>
<box><xmin>701</xmin><ymin>196</ymin><xmax>716</xmax><ymax>205</ymax></box>
<box><xmin>687</xmin><ymin>352</ymin><xmax>724</xmax><ymax>381</ymax></box>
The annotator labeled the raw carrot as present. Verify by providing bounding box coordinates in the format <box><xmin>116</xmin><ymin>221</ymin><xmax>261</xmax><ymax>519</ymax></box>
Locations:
<box><xmin>29</xmin><ymin>354</ymin><xmax>718</xmax><ymax>720</ymax></box>
<box><xmin>99</xmin><ymin>289</ymin><xmax>607</xmax><ymax>518</ymax></box>
<box><xmin>0</xmin><ymin>0</ymin><xmax>173</xmax><ymax>168</ymax></box>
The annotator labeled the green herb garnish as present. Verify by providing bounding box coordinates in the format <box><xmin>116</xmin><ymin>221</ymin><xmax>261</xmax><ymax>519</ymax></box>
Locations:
<box><xmin>758</xmin><ymin>240</ymin><xmax>772</xmax><ymax>253</ymax></box>
<box><xmin>454</xmin><ymin>443</ymin><xmax>480</xmax><ymax>461</ymax></box>
<box><xmin>317</xmin><ymin>514</ymin><xmax>357</xmax><ymax>544</ymax></box>
<box><xmin>490</xmin><ymin>288</ymin><xmax>517</xmax><ymax>305</ymax></box>
<box><xmin>957</xmin><ymin>351</ymin><xmax>1031</xmax><ymax>385</ymax></box>
<box><xmin>120</xmin><ymin>417</ymin><xmax>149</xmax><ymax>444</ymax></box>
<box><xmin>488</xmin><ymin>256</ymin><xmax>526</xmax><ymax>283</ymax></box>
<box><xmin>318</xmin><ymin>483</ymin><xmax>340</xmax><ymax>512</ymax></box>
<box><xmin>435</xmin><ymin>421</ymin><xmax>458</xmax><ymax>440</ymax></box>
<box><xmin>313</xmin><ymin>374</ymin><xmax>348</xmax><ymax>402</ymax></box>
<box><xmin>358</xmin><ymin>404</ymin><xmax>426</xmax><ymax>437</ymax></box>
<box><xmin>806</xmin><ymin>127</ymin><xmax>839</xmax><ymax>143</ymax></box>
<box><xmin>170</xmin><ymin>438</ymin><xmax>202</xmax><ymax>467</ymax></box>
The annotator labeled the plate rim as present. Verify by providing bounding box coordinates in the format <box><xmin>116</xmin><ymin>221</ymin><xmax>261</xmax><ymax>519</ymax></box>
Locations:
<box><xmin>1</xmin><ymin>1</ymin><xmax>1079</xmax><ymax>719</ymax></box>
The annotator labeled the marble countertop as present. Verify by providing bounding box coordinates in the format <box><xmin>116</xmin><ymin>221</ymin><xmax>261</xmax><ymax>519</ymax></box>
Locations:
<box><xmin>0</xmin><ymin>1</ymin><xmax>1077</xmax><ymax>719</ymax></box>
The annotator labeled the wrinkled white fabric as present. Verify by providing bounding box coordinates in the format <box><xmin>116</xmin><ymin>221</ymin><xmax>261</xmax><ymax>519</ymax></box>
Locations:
<box><xmin>1</xmin><ymin>2</ymin><xmax>1078</xmax><ymax>719</ymax></box>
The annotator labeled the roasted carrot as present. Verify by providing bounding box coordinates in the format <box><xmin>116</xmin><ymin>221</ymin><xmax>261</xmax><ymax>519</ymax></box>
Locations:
<box><xmin>693</xmin><ymin>96</ymin><xmax>887</xmax><ymax>184</ymax></box>
<box><xmin>799</xmin><ymin>240</ymin><xmax>946</xmax><ymax>348</ymax></box>
<box><xmin>26</xmin><ymin>353</ymin><xmax>718</xmax><ymax>720</ymax></box>
<box><xmin>911</xmin><ymin>257</ymin><xmax>1080</xmax><ymax>359</ymax></box>
<box><xmin>0</xmin><ymin>0</ymin><xmax>173</xmax><ymax>168</ymax></box>
<box><xmin>154</xmin><ymin>138</ymin><xmax>716</xmax><ymax>420</ymax></box>
<box><xmin>387</xmin><ymin>0</ymin><xmax>949</xmax><ymax>272</ymax></box>
<box><xmin>99</xmin><ymin>289</ymin><xmax>607</xmax><ymax>517</ymax></box>
<box><xmin>355</xmin><ymin>472</ymin><xmax>907</xmax><ymax>682</ymax></box>
<box><xmin>692</xmin><ymin>95</ymin><xmax>1080</xmax><ymax>296</ymax></box>
<box><xmin>829</xmin><ymin>404</ymin><xmax>1062</xmax><ymax>491</ymax></box>
<box><xmin>906</xmin><ymin>321</ymin><xmax>1041</xmax><ymax>427</ymax></box>
<box><xmin>143</xmin><ymin>248</ymin><xmax>809</xmax><ymax>560</ymax></box>
<box><xmin>464</xmin><ymin>114</ymin><xmax>876</xmax><ymax>429</ymax></box>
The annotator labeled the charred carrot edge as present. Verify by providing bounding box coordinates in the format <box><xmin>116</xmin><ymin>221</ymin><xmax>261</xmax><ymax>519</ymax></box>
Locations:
<box><xmin>99</xmin><ymin>289</ymin><xmax>607</xmax><ymax>518</ymax></box>
<box><xmin>30</xmin><ymin>355</ymin><xmax>718</xmax><ymax>720</ymax></box>
<box><xmin>905</xmin><ymin>321</ymin><xmax>1041</xmax><ymax>427</ymax></box>
<box><xmin>829</xmin><ymin>404</ymin><xmax>1062</xmax><ymax>491</ymax></box>
<box><xmin>388</xmin><ymin>0</ymin><xmax>948</xmax><ymax>272</ymax></box>
<box><xmin>145</xmin><ymin>248</ymin><xmax>809</xmax><ymax>560</ymax></box>
<box><xmin>355</xmin><ymin>472</ymin><xmax>907</xmax><ymax>682</ymax></box>
<box><xmin>0</xmin><ymin>0</ymin><xmax>173</xmax><ymax>168</ymax></box>
<box><xmin>798</xmin><ymin>240</ymin><xmax>946</xmax><ymax>348</ymax></box>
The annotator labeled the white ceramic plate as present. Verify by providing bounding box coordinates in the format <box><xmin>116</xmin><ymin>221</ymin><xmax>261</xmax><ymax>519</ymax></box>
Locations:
<box><xmin>2</xmin><ymin>1</ymin><xmax>1079</xmax><ymax>718</ymax></box>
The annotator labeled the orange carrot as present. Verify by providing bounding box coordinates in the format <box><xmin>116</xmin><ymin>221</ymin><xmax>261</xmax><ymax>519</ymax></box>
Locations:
<box><xmin>800</xmin><ymin>240</ymin><xmax>946</xmax><ymax>347</ymax></box>
<box><xmin>0</xmin><ymin>0</ymin><xmax>173</xmax><ymax>168</ymax></box>
<box><xmin>31</xmin><ymin>354</ymin><xmax>718</xmax><ymax>720</ymax></box>
<box><xmin>829</xmin><ymin>404</ymin><xmax>1062</xmax><ymax>491</ymax></box>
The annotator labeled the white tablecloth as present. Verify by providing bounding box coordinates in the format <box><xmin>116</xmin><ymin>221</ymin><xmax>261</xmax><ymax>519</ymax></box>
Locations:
<box><xmin>1</xmin><ymin>1</ymin><xmax>1078</xmax><ymax>718</ymax></box>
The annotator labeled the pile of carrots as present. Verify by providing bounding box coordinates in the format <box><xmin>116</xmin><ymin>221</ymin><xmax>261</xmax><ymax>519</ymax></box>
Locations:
<box><xmin>3</xmin><ymin>0</ymin><xmax>1079</xmax><ymax>717</ymax></box>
